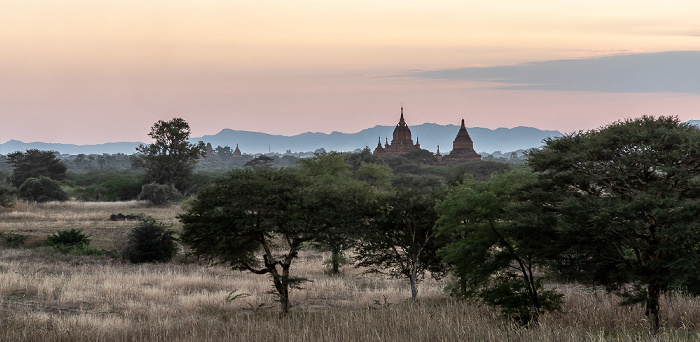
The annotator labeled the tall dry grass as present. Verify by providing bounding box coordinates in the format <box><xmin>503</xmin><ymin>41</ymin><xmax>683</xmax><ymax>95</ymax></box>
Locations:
<box><xmin>1</xmin><ymin>201</ymin><xmax>699</xmax><ymax>341</ymax></box>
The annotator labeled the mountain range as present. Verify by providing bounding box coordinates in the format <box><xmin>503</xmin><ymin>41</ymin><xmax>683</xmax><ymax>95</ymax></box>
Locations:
<box><xmin>0</xmin><ymin>123</ymin><xmax>563</xmax><ymax>156</ymax></box>
<box><xmin>5</xmin><ymin>120</ymin><xmax>699</xmax><ymax>156</ymax></box>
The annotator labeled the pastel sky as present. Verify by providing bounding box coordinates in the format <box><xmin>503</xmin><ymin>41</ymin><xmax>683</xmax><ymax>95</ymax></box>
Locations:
<box><xmin>1</xmin><ymin>0</ymin><xmax>699</xmax><ymax>145</ymax></box>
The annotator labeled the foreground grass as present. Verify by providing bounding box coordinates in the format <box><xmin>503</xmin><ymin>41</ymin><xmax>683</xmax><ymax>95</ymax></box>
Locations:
<box><xmin>1</xmin><ymin>201</ymin><xmax>699</xmax><ymax>341</ymax></box>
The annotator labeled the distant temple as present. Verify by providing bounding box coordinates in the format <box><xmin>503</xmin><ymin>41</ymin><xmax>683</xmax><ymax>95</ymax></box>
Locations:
<box><xmin>232</xmin><ymin>144</ymin><xmax>243</xmax><ymax>158</ymax></box>
<box><xmin>373</xmin><ymin>107</ymin><xmax>423</xmax><ymax>157</ymax></box>
<box><xmin>373</xmin><ymin>107</ymin><xmax>481</xmax><ymax>162</ymax></box>
<box><xmin>442</xmin><ymin>119</ymin><xmax>481</xmax><ymax>161</ymax></box>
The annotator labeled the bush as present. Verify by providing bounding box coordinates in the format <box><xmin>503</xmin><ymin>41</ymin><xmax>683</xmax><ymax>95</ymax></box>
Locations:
<box><xmin>47</xmin><ymin>228</ymin><xmax>108</xmax><ymax>255</ymax></box>
<box><xmin>0</xmin><ymin>183</ymin><xmax>15</xmax><ymax>208</ymax></box>
<box><xmin>70</xmin><ymin>172</ymin><xmax>143</xmax><ymax>201</ymax></box>
<box><xmin>138</xmin><ymin>183</ymin><xmax>182</xmax><ymax>205</ymax></box>
<box><xmin>17</xmin><ymin>176</ymin><xmax>69</xmax><ymax>203</ymax></box>
<box><xmin>0</xmin><ymin>232</ymin><xmax>28</xmax><ymax>248</ymax></box>
<box><xmin>47</xmin><ymin>228</ymin><xmax>90</xmax><ymax>248</ymax></box>
<box><xmin>124</xmin><ymin>219</ymin><xmax>178</xmax><ymax>263</ymax></box>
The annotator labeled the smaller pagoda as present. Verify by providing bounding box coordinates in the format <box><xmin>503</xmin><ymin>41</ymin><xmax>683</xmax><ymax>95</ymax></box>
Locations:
<box><xmin>443</xmin><ymin>119</ymin><xmax>481</xmax><ymax>161</ymax></box>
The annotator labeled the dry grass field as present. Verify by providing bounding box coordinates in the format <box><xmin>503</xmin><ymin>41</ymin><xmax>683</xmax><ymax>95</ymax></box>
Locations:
<box><xmin>1</xmin><ymin>201</ymin><xmax>699</xmax><ymax>341</ymax></box>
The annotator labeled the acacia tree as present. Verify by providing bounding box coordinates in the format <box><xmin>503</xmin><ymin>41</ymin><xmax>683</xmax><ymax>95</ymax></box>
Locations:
<box><xmin>436</xmin><ymin>170</ymin><xmax>562</xmax><ymax>325</ymax></box>
<box><xmin>180</xmin><ymin>168</ymin><xmax>314</xmax><ymax>314</ymax></box>
<box><xmin>133</xmin><ymin>118</ymin><xmax>205</xmax><ymax>192</ymax></box>
<box><xmin>297</xmin><ymin>152</ymin><xmax>387</xmax><ymax>274</ymax></box>
<box><xmin>355</xmin><ymin>175</ymin><xmax>446</xmax><ymax>303</ymax></box>
<box><xmin>7</xmin><ymin>149</ymin><xmax>67</xmax><ymax>187</ymax></box>
<box><xmin>528</xmin><ymin>116</ymin><xmax>700</xmax><ymax>334</ymax></box>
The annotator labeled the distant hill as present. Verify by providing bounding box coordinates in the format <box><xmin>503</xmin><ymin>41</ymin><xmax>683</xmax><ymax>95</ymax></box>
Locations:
<box><xmin>197</xmin><ymin>124</ymin><xmax>564</xmax><ymax>155</ymax></box>
<box><xmin>3</xmin><ymin>119</ymin><xmax>699</xmax><ymax>156</ymax></box>
<box><xmin>0</xmin><ymin>140</ymin><xmax>142</xmax><ymax>156</ymax></box>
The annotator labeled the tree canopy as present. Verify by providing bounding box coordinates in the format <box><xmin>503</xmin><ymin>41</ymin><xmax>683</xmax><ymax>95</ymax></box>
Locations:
<box><xmin>180</xmin><ymin>168</ymin><xmax>314</xmax><ymax>313</ymax></box>
<box><xmin>527</xmin><ymin>116</ymin><xmax>700</xmax><ymax>334</ymax></box>
<box><xmin>436</xmin><ymin>170</ymin><xmax>562</xmax><ymax>325</ymax></box>
<box><xmin>133</xmin><ymin>118</ymin><xmax>205</xmax><ymax>192</ymax></box>
<box><xmin>7</xmin><ymin>149</ymin><xmax>67</xmax><ymax>187</ymax></box>
<box><xmin>355</xmin><ymin>175</ymin><xmax>446</xmax><ymax>303</ymax></box>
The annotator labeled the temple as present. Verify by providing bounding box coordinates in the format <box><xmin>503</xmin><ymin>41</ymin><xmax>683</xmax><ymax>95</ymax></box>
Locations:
<box><xmin>442</xmin><ymin>119</ymin><xmax>481</xmax><ymax>161</ymax></box>
<box><xmin>373</xmin><ymin>107</ymin><xmax>423</xmax><ymax>157</ymax></box>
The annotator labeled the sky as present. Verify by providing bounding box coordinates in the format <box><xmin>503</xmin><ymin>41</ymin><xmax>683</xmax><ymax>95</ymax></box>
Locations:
<box><xmin>1</xmin><ymin>0</ymin><xmax>699</xmax><ymax>145</ymax></box>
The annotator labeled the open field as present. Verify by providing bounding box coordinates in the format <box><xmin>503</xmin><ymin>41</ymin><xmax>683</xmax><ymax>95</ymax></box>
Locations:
<box><xmin>1</xmin><ymin>201</ymin><xmax>699</xmax><ymax>341</ymax></box>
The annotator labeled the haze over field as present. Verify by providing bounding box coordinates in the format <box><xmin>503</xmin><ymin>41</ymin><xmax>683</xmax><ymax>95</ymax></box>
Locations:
<box><xmin>1</xmin><ymin>1</ymin><xmax>699</xmax><ymax>145</ymax></box>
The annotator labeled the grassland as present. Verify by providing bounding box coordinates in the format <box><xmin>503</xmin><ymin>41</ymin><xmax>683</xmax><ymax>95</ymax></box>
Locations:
<box><xmin>1</xmin><ymin>201</ymin><xmax>699</xmax><ymax>341</ymax></box>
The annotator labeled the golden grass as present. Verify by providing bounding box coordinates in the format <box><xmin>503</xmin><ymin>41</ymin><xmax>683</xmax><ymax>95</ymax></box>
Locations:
<box><xmin>1</xmin><ymin>201</ymin><xmax>699</xmax><ymax>341</ymax></box>
<box><xmin>0</xmin><ymin>200</ymin><xmax>182</xmax><ymax>249</ymax></box>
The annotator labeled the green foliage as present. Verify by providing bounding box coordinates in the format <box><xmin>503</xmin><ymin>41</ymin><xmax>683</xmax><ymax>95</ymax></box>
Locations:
<box><xmin>47</xmin><ymin>228</ymin><xmax>90</xmax><ymax>247</ymax></box>
<box><xmin>297</xmin><ymin>152</ymin><xmax>383</xmax><ymax>274</ymax></box>
<box><xmin>0</xmin><ymin>182</ymin><xmax>15</xmax><ymax>208</ymax></box>
<box><xmin>445</xmin><ymin>160</ymin><xmax>512</xmax><ymax>183</ymax></box>
<box><xmin>70</xmin><ymin>172</ymin><xmax>144</xmax><ymax>201</ymax></box>
<box><xmin>7</xmin><ymin>149</ymin><xmax>67</xmax><ymax>187</ymax></box>
<box><xmin>132</xmin><ymin>118</ymin><xmax>206</xmax><ymax>192</ymax></box>
<box><xmin>17</xmin><ymin>176</ymin><xmax>69</xmax><ymax>202</ymax></box>
<box><xmin>124</xmin><ymin>219</ymin><xmax>178</xmax><ymax>263</ymax></box>
<box><xmin>436</xmin><ymin>170</ymin><xmax>562</xmax><ymax>325</ymax></box>
<box><xmin>0</xmin><ymin>232</ymin><xmax>28</xmax><ymax>248</ymax></box>
<box><xmin>243</xmin><ymin>155</ymin><xmax>274</xmax><ymax>169</ymax></box>
<box><xmin>180</xmin><ymin>168</ymin><xmax>316</xmax><ymax>313</ymax></box>
<box><xmin>527</xmin><ymin>116</ymin><xmax>700</xmax><ymax>334</ymax></box>
<box><xmin>137</xmin><ymin>183</ymin><xmax>182</xmax><ymax>206</ymax></box>
<box><xmin>355</xmin><ymin>182</ymin><xmax>447</xmax><ymax>302</ymax></box>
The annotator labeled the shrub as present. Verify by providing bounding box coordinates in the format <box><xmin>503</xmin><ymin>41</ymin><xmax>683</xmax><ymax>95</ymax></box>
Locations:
<box><xmin>124</xmin><ymin>219</ymin><xmax>178</xmax><ymax>263</ymax></box>
<box><xmin>17</xmin><ymin>176</ymin><xmax>69</xmax><ymax>203</ymax></box>
<box><xmin>0</xmin><ymin>183</ymin><xmax>15</xmax><ymax>208</ymax></box>
<box><xmin>72</xmin><ymin>172</ymin><xmax>143</xmax><ymax>201</ymax></box>
<box><xmin>47</xmin><ymin>228</ymin><xmax>90</xmax><ymax>248</ymax></box>
<box><xmin>47</xmin><ymin>228</ymin><xmax>108</xmax><ymax>255</ymax></box>
<box><xmin>0</xmin><ymin>232</ymin><xmax>28</xmax><ymax>248</ymax></box>
<box><xmin>137</xmin><ymin>183</ymin><xmax>182</xmax><ymax>206</ymax></box>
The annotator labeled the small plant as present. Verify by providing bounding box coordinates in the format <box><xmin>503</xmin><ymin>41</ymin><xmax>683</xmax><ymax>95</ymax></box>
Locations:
<box><xmin>123</xmin><ymin>218</ymin><xmax>178</xmax><ymax>263</ymax></box>
<box><xmin>47</xmin><ymin>228</ymin><xmax>90</xmax><ymax>248</ymax></box>
<box><xmin>0</xmin><ymin>232</ymin><xmax>28</xmax><ymax>248</ymax></box>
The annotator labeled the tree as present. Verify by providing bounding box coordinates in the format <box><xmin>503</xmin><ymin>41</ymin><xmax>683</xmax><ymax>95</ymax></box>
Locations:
<box><xmin>297</xmin><ymin>152</ymin><xmax>384</xmax><ymax>274</ymax></box>
<box><xmin>355</xmin><ymin>176</ymin><xmax>446</xmax><ymax>303</ymax></box>
<box><xmin>133</xmin><ymin>118</ymin><xmax>205</xmax><ymax>192</ymax></box>
<box><xmin>124</xmin><ymin>219</ymin><xmax>178</xmax><ymax>263</ymax></box>
<box><xmin>17</xmin><ymin>176</ymin><xmax>69</xmax><ymax>203</ymax></box>
<box><xmin>180</xmin><ymin>168</ymin><xmax>315</xmax><ymax>314</ymax></box>
<box><xmin>7</xmin><ymin>149</ymin><xmax>67</xmax><ymax>187</ymax></box>
<box><xmin>527</xmin><ymin>116</ymin><xmax>700</xmax><ymax>334</ymax></box>
<box><xmin>436</xmin><ymin>170</ymin><xmax>562</xmax><ymax>325</ymax></box>
<box><xmin>243</xmin><ymin>155</ymin><xmax>274</xmax><ymax>169</ymax></box>
<box><xmin>215</xmin><ymin>145</ymin><xmax>233</xmax><ymax>160</ymax></box>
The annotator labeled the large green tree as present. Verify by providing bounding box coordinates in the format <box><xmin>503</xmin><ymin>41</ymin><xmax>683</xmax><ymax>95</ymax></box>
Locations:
<box><xmin>528</xmin><ymin>116</ymin><xmax>700</xmax><ymax>334</ymax></box>
<box><xmin>7</xmin><ymin>149</ymin><xmax>67</xmax><ymax>187</ymax></box>
<box><xmin>133</xmin><ymin>118</ymin><xmax>205</xmax><ymax>192</ymax></box>
<box><xmin>436</xmin><ymin>170</ymin><xmax>562</xmax><ymax>325</ymax></box>
<box><xmin>296</xmin><ymin>152</ymin><xmax>385</xmax><ymax>274</ymax></box>
<box><xmin>180</xmin><ymin>168</ymin><xmax>313</xmax><ymax>314</ymax></box>
<box><xmin>355</xmin><ymin>174</ymin><xmax>447</xmax><ymax>303</ymax></box>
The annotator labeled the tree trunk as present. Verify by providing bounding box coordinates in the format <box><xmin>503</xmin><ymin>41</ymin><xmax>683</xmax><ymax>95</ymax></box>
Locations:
<box><xmin>273</xmin><ymin>275</ymin><xmax>290</xmax><ymax>314</ymax></box>
<box><xmin>330</xmin><ymin>246</ymin><xmax>341</xmax><ymax>275</ymax></box>
<box><xmin>409</xmin><ymin>267</ymin><xmax>418</xmax><ymax>303</ymax></box>
<box><xmin>646</xmin><ymin>280</ymin><xmax>661</xmax><ymax>336</ymax></box>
